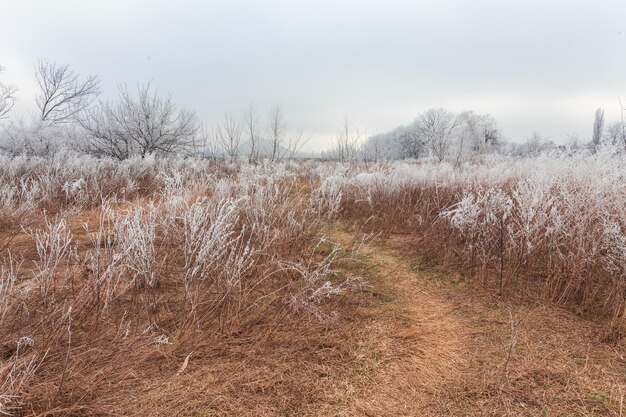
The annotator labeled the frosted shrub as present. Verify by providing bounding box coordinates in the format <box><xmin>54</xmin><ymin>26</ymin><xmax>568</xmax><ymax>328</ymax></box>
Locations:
<box><xmin>82</xmin><ymin>203</ymin><xmax>128</xmax><ymax>310</ymax></box>
<box><xmin>0</xmin><ymin>350</ymin><xmax>45</xmax><ymax>416</ymax></box>
<box><xmin>286</xmin><ymin>238</ymin><xmax>363</xmax><ymax>321</ymax></box>
<box><xmin>112</xmin><ymin>204</ymin><xmax>158</xmax><ymax>289</ymax></box>
<box><xmin>182</xmin><ymin>198</ymin><xmax>241</xmax><ymax>289</ymax></box>
<box><xmin>0</xmin><ymin>186</ymin><xmax>17</xmax><ymax>216</ymax></box>
<box><xmin>329</xmin><ymin>148</ymin><xmax>624</xmax><ymax>322</ymax></box>
<box><xmin>312</xmin><ymin>175</ymin><xmax>344</xmax><ymax>218</ymax></box>
<box><xmin>442</xmin><ymin>188</ymin><xmax>512</xmax><ymax>284</ymax></box>
<box><xmin>26</xmin><ymin>217</ymin><xmax>73</xmax><ymax>302</ymax></box>
<box><xmin>218</xmin><ymin>226</ymin><xmax>255</xmax><ymax>293</ymax></box>
<box><xmin>0</xmin><ymin>253</ymin><xmax>20</xmax><ymax>327</ymax></box>
<box><xmin>508</xmin><ymin>177</ymin><xmax>558</xmax><ymax>258</ymax></box>
<box><xmin>61</xmin><ymin>177</ymin><xmax>88</xmax><ymax>207</ymax></box>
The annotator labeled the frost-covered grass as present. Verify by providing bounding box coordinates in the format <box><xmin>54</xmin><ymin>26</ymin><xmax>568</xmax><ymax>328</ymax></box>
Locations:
<box><xmin>0</xmin><ymin>148</ymin><xmax>623</xmax><ymax>414</ymax></box>
<box><xmin>333</xmin><ymin>147</ymin><xmax>625</xmax><ymax>326</ymax></box>
<box><xmin>0</xmin><ymin>154</ymin><xmax>351</xmax><ymax>414</ymax></box>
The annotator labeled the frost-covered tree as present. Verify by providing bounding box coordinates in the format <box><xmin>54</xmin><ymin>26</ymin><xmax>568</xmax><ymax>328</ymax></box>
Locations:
<box><xmin>603</xmin><ymin>121</ymin><xmax>626</xmax><ymax>148</ymax></box>
<box><xmin>417</xmin><ymin>107</ymin><xmax>458</xmax><ymax>161</ymax></box>
<box><xmin>361</xmin><ymin>109</ymin><xmax>503</xmax><ymax>161</ymax></box>
<box><xmin>0</xmin><ymin>65</ymin><xmax>17</xmax><ymax>120</ymax></box>
<box><xmin>361</xmin><ymin>129</ymin><xmax>405</xmax><ymax>161</ymax></box>
<box><xmin>79</xmin><ymin>82</ymin><xmax>199</xmax><ymax>159</ymax></box>
<box><xmin>35</xmin><ymin>60</ymin><xmax>100</xmax><ymax>124</ymax></box>
<box><xmin>0</xmin><ymin>119</ymin><xmax>88</xmax><ymax>156</ymax></box>
<box><xmin>522</xmin><ymin>131</ymin><xmax>554</xmax><ymax>156</ymax></box>
<box><xmin>456</xmin><ymin>111</ymin><xmax>500</xmax><ymax>155</ymax></box>
<box><xmin>396</xmin><ymin>122</ymin><xmax>424</xmax><ymax>159</ymax></box>
<box><xmin>267</xmin><ymin>105</ymin><xmax>286</xmax><ymax>162</ymax></box>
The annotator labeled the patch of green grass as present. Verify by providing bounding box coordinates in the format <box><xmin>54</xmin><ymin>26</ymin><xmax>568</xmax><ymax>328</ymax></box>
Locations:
<box><xmin>408</xmin><ymin>259</ymin><xmax>421</xmax><ymax>273</ymax></box>
<box><xmin>407</xmin><ymin>258</ymin><xmax>465</xmax><ymax>289</ymax></box>
<box><xmin>319</xmin><ymin>237</ymin><xmax>380</xmax><ymax>279</ymax></box>
<box><xmin>367</xmin><ymin>287</ymin><xmax>398</xmax><ymax>304</ymax></box>
<box><xmin>351</xmin><ymin>354</ymin><xmax>371</xmax><ymax>374</ymax></box>
<box><xmin>572</xmin><ymin>352</ymin><xmax>587</xmax><ymax>366</ymax></box>
<box><xmin>587</xmin><ymin>391</ymin><xmax>610</xmax><ymax>403</ymax></box>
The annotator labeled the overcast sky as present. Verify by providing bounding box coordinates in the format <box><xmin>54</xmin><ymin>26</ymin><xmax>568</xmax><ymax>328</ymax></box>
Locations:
<box><xmin>1</xmin><ymin>0</ymin><xmax>625</xmax><ymax>150</ymax></box>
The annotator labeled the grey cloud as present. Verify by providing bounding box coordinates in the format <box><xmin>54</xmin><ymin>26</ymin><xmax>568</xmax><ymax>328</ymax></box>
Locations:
<box><xmin>1</xmin><ymin>0</ymin><xmax>625</xmax><ymax>149</ymax></box>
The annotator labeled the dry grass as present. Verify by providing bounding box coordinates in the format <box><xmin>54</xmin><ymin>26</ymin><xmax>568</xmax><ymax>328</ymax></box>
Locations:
<box><xmin>337</xmin><ymin>152</ymin><xmax>625</xmax><ymax>332</ymax></box>
<box><xmin>343</xmin><ymin>230</ymin><xmax>625</xmax><ymax>417</ymax></box>
<box><xmin>0</xmin><ymin>153</ymin><xmax>624</xmax><ymax>416</ymax></box>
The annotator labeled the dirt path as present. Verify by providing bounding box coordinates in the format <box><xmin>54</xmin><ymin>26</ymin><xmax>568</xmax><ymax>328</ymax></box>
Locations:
<box><xmin>332</xmin><ymin>230</ymin><xmax>625</xmax><ymax>417</ymax></box>
<box><xmin>331</xmin><ymin>231</ymin><xmax>470</xmax><ymax>415</ymax></box>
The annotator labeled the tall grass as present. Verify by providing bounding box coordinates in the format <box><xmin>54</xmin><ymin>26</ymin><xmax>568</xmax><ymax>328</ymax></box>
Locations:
<box><xmin>0</xmin><ymin>147</ymin><xmax>623</xmax><ymax>414</ymax></box>
<box><xmin>0</xmin><ymin>155</ymin><xmax>352</xmax><ymax>414</ymax></box>
<box><xmin>334</xmin><ymin>147</ymin><xmax>625</xmax><ymax>328</ymax></box>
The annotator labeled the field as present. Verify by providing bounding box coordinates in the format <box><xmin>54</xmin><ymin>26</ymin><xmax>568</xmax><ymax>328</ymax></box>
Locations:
<box><xmin>0</xmin><ymin>149</ymin><xmax>624</xmax><ymax>416</ymax></box>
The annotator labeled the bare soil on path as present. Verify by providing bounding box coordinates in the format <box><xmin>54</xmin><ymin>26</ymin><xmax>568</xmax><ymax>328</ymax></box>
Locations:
<box><xmin>329</xmin><ymin>230</ymin><xmax>625</xmax><ymax>417</ymax></box>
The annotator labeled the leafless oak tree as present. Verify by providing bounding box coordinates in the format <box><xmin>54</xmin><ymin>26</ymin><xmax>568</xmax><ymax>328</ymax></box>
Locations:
<box><xmin>0</xmin><ymin>65</ymin><xmax>17</xmax><ymax>119</ymax></box>
<box><xmin>35</xmin><ymin>60</ymin><xmax>100</xmax><ymax>124</ymax></box>
<box><xmin>79</xmin><ymin>82</ymin><xmax>198</xmax><ymax>159</ymax></box>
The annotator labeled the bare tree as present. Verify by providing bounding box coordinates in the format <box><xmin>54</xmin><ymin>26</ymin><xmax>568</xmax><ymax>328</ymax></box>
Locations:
<box><xmin>285</xmin><ymin>129</ymin><xmax>305</xmax><ymax>159</ymax></box>
<box><xmin>216</xmin><ymin>113</ymin><xmax>243</xmax><ymax>160</ymax></box>
<box><xmin>35</xmin><ymin>60</ymin><xmax>100</xmax><ymax>124</ymax></box>
<box><xmin>0</xmin><ymin>65</ymin><xmax>17</xmax><ymax>120</ymax></box>
<box><xmin>566</xmin><ymin>132</ymin><xmax>581</xmax><ymax>149</ymax></box>
<box><xmin>244</xmin><ymin>104</ymin><xmax>260</xmax><ymax>163</ymax></box>
<box><xmin>360</xmin><ymin>138</ymin><xmax>378</xmax><ymax>166</ymax></box>
<box><xmin>524</xmin><ymin>131</ymin><xmax>545</xmax><ymax>156</ymax></box>
<box><xmin>333</xmin><ymin>118</ymin><xmax>361</xmax><ymax>163</ymax></box>
<box><xmin>267</xmin><ymin>105</ymin><xmax>285</xmax><ymax>162</ymax></box>
<box><xmin>79</xmin><ymin>103</ymin><xmax>132</xmax><ymax>160</ymax></box>
<box><xmin>362</xmin><ymin>126</ymin><xmax>417</xmax><ymax>160</ymax></box>
<box><xmin>603</xmin><ymin>121</ymin><xmax>625</xmax><ymax>147</ymax></box>
<box><xmin>79</xmin><ymin>82</ymin><xmax>198</xmax><ymax>159</ymax></box>
<box><xmin>417</xmin><ymin>107</ymin><xmax>458</xmax><ymax>162</ymax></box>
<box><xmin>267</xmin><ymin>105</ymin><xmax>304</xmax><ymax>162</ymax></box>
<box><xmin>194</xmin><ymin>124</ymin><xmax>217</xmax><ymax>159</ymax></box>
<box><xmin>592</xmin><ymin>108</ymin><xmax>605</xmax><ymax>147</ymax></box>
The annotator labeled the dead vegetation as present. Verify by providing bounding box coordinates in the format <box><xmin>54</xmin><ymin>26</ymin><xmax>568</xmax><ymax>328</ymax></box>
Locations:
<box><xmin>358</xmin><ymin>233</ymin><xmax>625</xmax><ymax>417</ymax></box>
<box><xmin>0</xmin><ymin>151</ymin><xmax>624</xmax><ymax>416</ymax></box>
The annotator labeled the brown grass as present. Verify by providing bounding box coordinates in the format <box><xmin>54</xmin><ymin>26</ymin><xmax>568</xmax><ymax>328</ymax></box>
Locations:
<box><xmin>339</xmin><ymin>172</ymin><xmax>626</xmax><ymax>332</ymax></box>
<box><xmin>0</xmin><ymin>157</ymin><xmax>623</xmax><ymax>416</ymax></box>
<box><xmin>337</xmin><ymin>229</ymin><xmax>625</xmax><ymax>416</ymax></box>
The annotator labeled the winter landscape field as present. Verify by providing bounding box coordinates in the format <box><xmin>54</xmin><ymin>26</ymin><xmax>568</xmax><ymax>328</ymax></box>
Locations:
<box><xmin>2</xmin><ymin>1</ymin><xmax>626</xmax><ymax>416</ymax></box>
<box><xmin>0</xmin><ymin>146</ymin><xmax>623</xmax><ymax>416</ymax></box>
